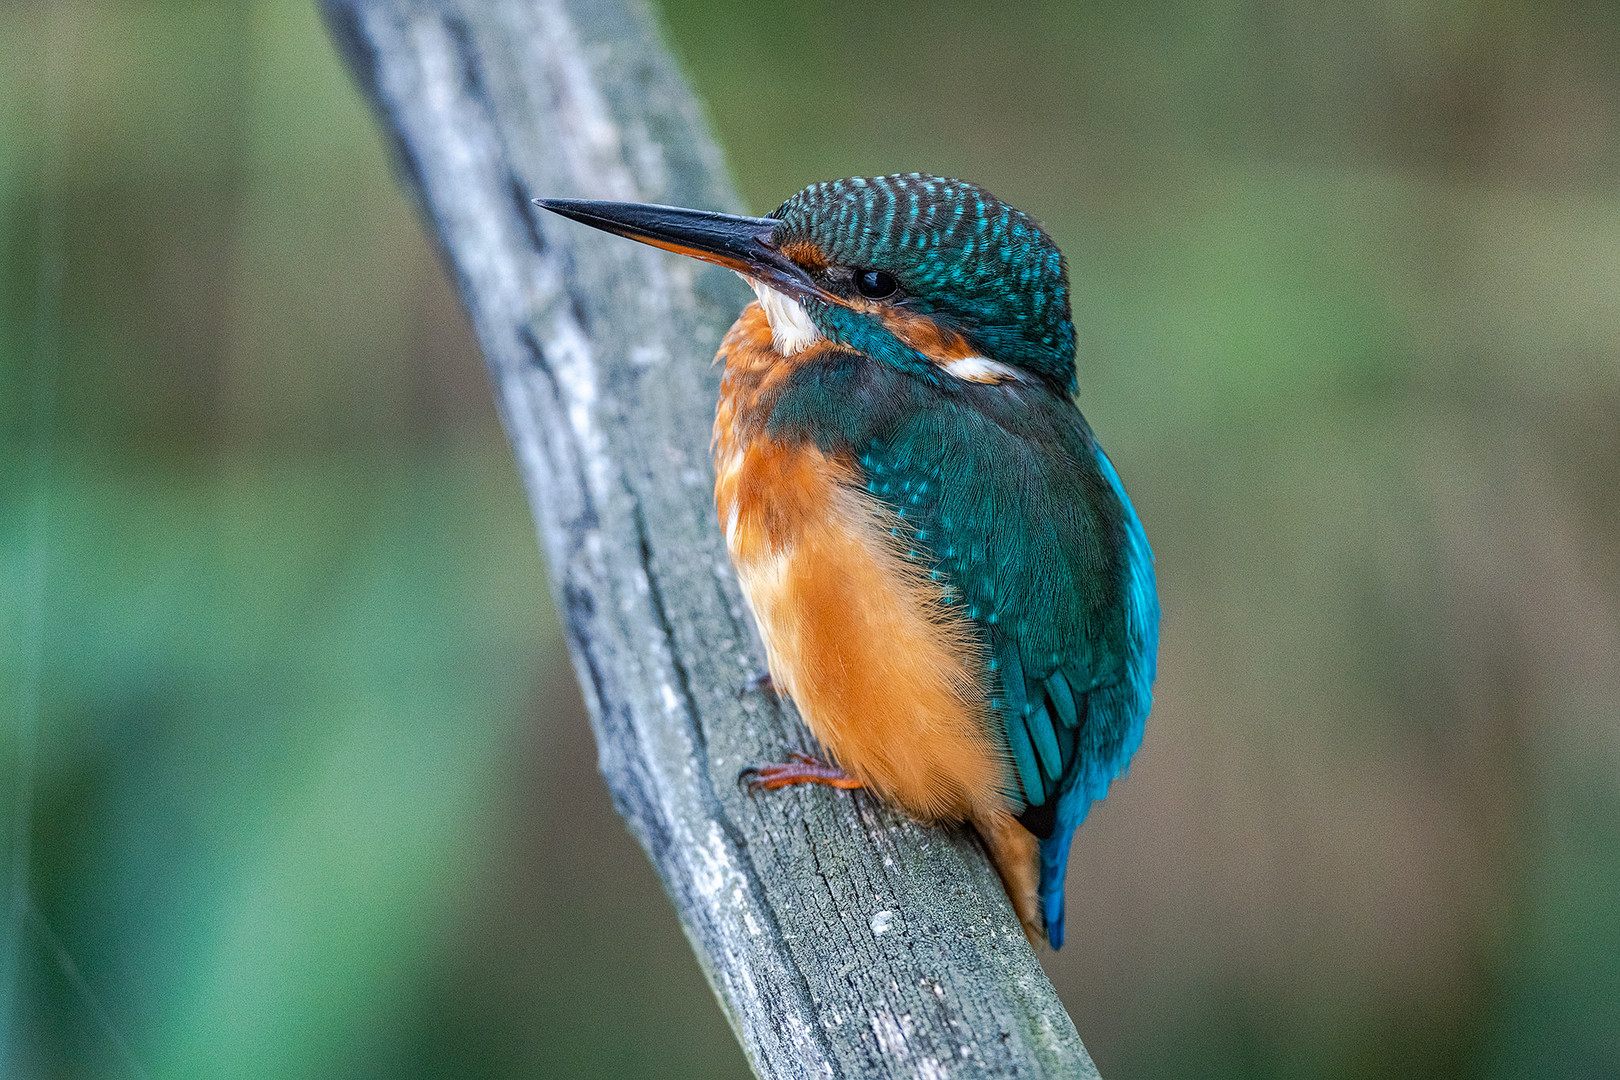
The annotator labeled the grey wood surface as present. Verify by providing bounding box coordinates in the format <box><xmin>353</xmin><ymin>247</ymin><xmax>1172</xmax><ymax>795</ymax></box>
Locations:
<box><xmin>323</xmin><ymin>1</ymin><xmax>1100</xmax><ymax>1075</ymax></box>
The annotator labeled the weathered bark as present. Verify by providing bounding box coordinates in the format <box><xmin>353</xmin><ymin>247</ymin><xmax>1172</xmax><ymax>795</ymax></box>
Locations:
<box><xmin>323</xmin><ymin>1</ymin><xmax>1100</xmax><ymax>1075</ymax></box>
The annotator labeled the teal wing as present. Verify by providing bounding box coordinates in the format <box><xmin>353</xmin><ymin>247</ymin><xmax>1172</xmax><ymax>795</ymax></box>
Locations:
<box><xmin>765</xmin><ymin>357</ymin><xmax>1159</xmax><ymax>945</ymax></box>
<box><xmin>857</xmin><ymin>380</ymin><xmax>1159</xmax><ymax>946</ymax></box>
<box><xmin>862</xmin><ymin>382</ymin><xmax>1153</xmax><ymax>777</ymax></box>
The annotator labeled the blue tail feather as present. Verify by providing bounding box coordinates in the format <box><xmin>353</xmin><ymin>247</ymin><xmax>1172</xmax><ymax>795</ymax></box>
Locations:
<box><xmin>1039</xmin><ymin>815</ymin><xmax>1080</xmax><ymax>949</ymax></box>
<box><xmin>1038</xmin><ymin>680</ymin><xmax>1153</xmax><ymax>947</ymax></box>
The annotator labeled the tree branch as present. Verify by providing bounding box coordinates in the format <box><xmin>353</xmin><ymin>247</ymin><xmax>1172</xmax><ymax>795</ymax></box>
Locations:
<box><xmin>323</xmin><ymin>1</ymin><xmax>1100</xmax><ymax>1075</ymax></box>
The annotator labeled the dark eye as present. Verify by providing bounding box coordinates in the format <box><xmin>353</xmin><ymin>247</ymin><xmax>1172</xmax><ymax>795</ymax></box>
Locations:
<box><xmin>855</xmin><ymin>269</ymin><xmax>898</xmax><ymax>300</ymax></box>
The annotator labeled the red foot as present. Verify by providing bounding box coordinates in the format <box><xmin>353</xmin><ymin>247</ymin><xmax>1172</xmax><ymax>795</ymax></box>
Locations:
<box><xmin>739</xmin><ymin>751</ymin><xmax>863</xmax><ymax>792</ymax></box>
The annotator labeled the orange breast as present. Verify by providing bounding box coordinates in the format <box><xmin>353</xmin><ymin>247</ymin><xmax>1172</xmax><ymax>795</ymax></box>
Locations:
<box><xmin>712</xmin><ymin>304</ymin><xmax>1010</xmax><ymax>824</ymax></box>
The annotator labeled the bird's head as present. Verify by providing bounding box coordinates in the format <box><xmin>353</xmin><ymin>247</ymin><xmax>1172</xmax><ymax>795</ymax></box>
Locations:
<box><xmin>537</xmin><ymin>173</ymin><xmax>1077</xmax><ymax>391</ymax></box>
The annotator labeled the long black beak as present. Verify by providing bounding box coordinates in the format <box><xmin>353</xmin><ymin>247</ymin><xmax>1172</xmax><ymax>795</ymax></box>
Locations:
<box><xmin>534</xmin><ymin>198</ymin><xmax>827</xmax><ymax>302</ymax></box>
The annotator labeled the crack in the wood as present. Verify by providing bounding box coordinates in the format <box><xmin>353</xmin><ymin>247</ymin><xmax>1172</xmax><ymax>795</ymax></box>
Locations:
<box><xmin>565</xmin><ymin>577</ymin><xmax>674</xmax><ymax>866</ymax></box>
<box><xmin>508</xmin><ymin>171</ymin><xmax>548</xmax><ymax>255</ymax></box>
<box><xmin>431</xmin><ymin>5</ymin><xmax>609</xmax><ymax>370</ymax></box>
<box><xmin>565</xmin><ymin>273</ymin><xmax>593</xmax><ymax>339</ymax></box>
<box><xmin>439</xmin><ymin>11</ymin><xmax>486</xmax><ymax>104</ymax></box>
<box><xmin>516</xmin><ymin>325</ymin><xmax>600</xmax><ymax>545</ymax></box>
<box><xmin>631</xmin><ymin>500</ymin><xmax>705</xmax><ymax>753</ymax></box>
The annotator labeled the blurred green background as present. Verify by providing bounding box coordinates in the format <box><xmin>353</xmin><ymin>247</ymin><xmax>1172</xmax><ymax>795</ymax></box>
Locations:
<box><xmin>3</xmin><ymin>0</ymin><xmax>1618</xmax><ymax>1076</ymax></box>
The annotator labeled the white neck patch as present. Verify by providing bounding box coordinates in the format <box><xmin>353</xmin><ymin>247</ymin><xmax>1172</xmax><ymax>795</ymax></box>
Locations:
<box><xmin>745</xmin><ymin>276</ymin><xmax>823</xmax><ymax>356</ymax></box>
<box><xmin>941</xmin><ymin>355</ymin><xmax>1024</xmax><ymax>385</ymax></box>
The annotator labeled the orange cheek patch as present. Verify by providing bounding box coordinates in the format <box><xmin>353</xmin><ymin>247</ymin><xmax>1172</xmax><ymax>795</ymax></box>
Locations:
<box><xmin>874</xmin><ymin>307</ymin><xmax>1018</xmax><ymax>383</ymax></box>
<box><xmin>777</xmin><ymin>239</ymin><xmax>831</xmax><ymax>273</ymax></box>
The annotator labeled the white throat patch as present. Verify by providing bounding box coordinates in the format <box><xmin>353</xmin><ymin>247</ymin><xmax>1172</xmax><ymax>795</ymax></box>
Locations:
<box><xmin>745</xmin><ymin>276</ymin><xmax>823</xmax><ymax>356</ymax></box>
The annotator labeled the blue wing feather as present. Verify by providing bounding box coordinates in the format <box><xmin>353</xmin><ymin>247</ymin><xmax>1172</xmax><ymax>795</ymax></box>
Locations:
<box><xmin>1027</xmin><ymin>701</ymin><xmax>1063</xmax><ymax>782</ymax></box>
<box><xmin>1002</xmin><ymin>701</ymin><xmax>1046</xmax><ymax>804</ymax></box>
<box><xmin>1046</xmin><ymin>670</ymin><xmax>1079</xmax><ymax>729</ymax></box>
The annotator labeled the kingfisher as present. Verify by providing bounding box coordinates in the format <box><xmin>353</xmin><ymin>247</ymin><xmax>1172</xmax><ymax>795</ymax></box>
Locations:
<box><xmin>537</xmin><ymin>174</ymin><xmax>1158</xmax><ymax>948</ymax></box>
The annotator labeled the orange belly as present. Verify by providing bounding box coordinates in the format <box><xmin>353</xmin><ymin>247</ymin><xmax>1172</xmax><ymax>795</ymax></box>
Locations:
<box><xmin>712</xmin><ymin>306</ymin><xmax>1008</xmax><ymax>825</ymax></box>
<box><xmin>724</xmin><ymin>439</ymin><xmax>1010</xmax><ymax>822</ymax></box>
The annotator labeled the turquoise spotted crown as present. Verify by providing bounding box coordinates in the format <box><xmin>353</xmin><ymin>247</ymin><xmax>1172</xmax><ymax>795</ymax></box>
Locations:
<box><xmin>771</xmin><ymin>174</ymin><xmax>1077</xmax><ymax>389</ymax></box>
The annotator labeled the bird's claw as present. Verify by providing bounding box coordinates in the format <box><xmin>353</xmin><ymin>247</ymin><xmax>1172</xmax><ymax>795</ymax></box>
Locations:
<box><xmin>738</xmin><ymin>753</ymin><xmax>862</xmax><ymax>793</ymax></box>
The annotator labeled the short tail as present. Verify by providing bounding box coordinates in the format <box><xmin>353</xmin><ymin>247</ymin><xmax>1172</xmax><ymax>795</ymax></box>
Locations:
<box><xmin>1038</xmin><ymin>815</ymin><xmax>1080</xmax><ymax>949</ymax></box>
